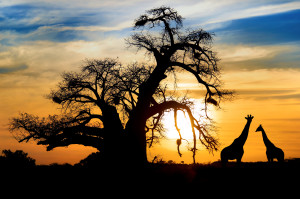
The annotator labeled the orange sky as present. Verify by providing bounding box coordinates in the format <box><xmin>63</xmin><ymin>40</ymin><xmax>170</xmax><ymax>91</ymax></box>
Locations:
<box><xmin>149</xmin><ymin>68</ymin><xmax>300</xmax><ymax>163</ymax></box>
<box><xmin>2</xmin><ymin>62</ymin><xmax>300</xmax><ymax>164</ymax></box>
<box><xmin>1</xmin><ymin>0</ymin><xmax>300</xmax><ymax>165</ymax></box>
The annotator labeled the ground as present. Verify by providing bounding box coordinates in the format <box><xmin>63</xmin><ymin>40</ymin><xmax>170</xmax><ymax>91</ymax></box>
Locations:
<box><xmin>2</xmin><ymin>159</ymin><xmax>299</xmax><ymax>196</ymax></box>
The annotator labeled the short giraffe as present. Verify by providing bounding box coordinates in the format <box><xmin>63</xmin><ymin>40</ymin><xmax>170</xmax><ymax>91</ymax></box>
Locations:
<box><xmin>256</xmin><ymin>124</ymin><xmax>284</xmax><ymax>163</ymax></box>
<box><xmin>221</xmin><ymin>114</ymin><xmax>254</xmax><ymax>165</ymax></box>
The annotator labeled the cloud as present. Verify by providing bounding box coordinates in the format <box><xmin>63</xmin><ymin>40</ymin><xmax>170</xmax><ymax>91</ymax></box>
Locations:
<box><xmin>215</xmin><ymin>44</ymin><xmax>300</xmax><ymax>70</ymax></box>
<box><xmin>174</xmin><ymin>0</ymin><xmax>300</xmax><ymax>30</ymax></box>
<box><xmin>223</xmin><ymin>68</ymin><xmax>300</xmax><ymax>86</ymax></box>
<box><xmin>207</xmin><ymin>1</ymin><xmax>300</xmax><ymax>24</ymax></box>
<box><xmin>0</xmin><ymin>2</ymin><xmax>136</xmax><ymax>45</ymax></box>
<box><xmin>1</xmin><ymin>0</ymin><xmax>300</xmax><ymax>47</ymax></box>
<box><xmin>1</xmin><ymin>0</ymin><xmax>153</xmax><ymax>9</ymax></box>
<box><xmin>1</xmin><ymin>1</ymin><xmax>299</xmax><ymax>75</ymax></box>
<box><xmin>236</xmin><ymin>89</ymin><xmax>296</xmax><ymax>95</ymax></box>
<box><xmin>0</xmin><ymin>36</ymin><xmax>147</xmax><ymax>90</ymax></box>
<box><xmin>176</xmin><ymin>68</ymin><xmax>300</xmax><ymax>108</ymax></box>
<box><xmin>234</xmin><ymin>88</ymin><xmax>300</xmax><ymax>101</ymax></box>
<box><xmin>216</xmin><ymin>45</ymin><xmax>281</xmax><ymax>62</ymax></box>
<box><xmin>262</xmin><ymin>93</ymin><xmax>300</xmax><ymax>100</ymax></box>
<box><xmin>179</xmin><ymin>87</ymin><xmax>300</xmax><ymax>101</ymax></box>
<box><xmin>213</xmin><ymin>9</ymin><xmax>300</xmax><ymax>45</ymax></box>
<box><xmin>0</xmin><ymin>64</ymin><xmax>27</xmax><ymax>74</ymax></box>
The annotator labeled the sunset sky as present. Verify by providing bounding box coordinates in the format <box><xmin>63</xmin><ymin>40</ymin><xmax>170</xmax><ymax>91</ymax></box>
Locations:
<box><xmin>1</xmin><ymin>0</ymin><xmax>300</xmax><ymax>164</ymax></box>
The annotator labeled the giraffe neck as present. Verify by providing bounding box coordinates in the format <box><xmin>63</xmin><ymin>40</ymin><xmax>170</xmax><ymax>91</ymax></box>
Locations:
<box><xmin>236</xmin><ymin>120</ymin><xmax>252</xmax><ymax>146</ymax></box>
<box><xmin>261</xmin><ymin>128</ymin><xmax>274</xmax><ymax>148</ymax></box>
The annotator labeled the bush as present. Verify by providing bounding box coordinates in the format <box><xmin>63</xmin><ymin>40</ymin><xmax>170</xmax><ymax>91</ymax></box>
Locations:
<box><xmin>0</xmin><ymin>149</ymin><xmax>36</xmax><ymax>168</ymax></box>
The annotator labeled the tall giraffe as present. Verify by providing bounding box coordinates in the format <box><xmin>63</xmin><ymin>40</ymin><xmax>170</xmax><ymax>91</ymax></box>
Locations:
<box><xmin>221</xmin><ymin>114</ymin><xmax>254</xmax><ymax>165</ymax></box>
<box><xmin>255</xmin><ymin>124</ymin><xmax>284</xmax><ymax>163</ymax></box>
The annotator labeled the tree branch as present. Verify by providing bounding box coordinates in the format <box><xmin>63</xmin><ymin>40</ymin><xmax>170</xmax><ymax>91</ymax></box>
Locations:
<box><xmin>146</xmin><ymin>100</ymin><xmax>218</xmax><ymax>163</ymax></box>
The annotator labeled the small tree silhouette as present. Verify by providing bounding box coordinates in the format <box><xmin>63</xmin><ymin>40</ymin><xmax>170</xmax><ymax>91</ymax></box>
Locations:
<box><xmin>0</xmin><ymin>149</ymin><xmax>36</xmax><ymax>168</ymax></box>
<box><xmin>10</xmin><ymin>6</ymin><xmax>233</xmax><ymax>165</ymax></box>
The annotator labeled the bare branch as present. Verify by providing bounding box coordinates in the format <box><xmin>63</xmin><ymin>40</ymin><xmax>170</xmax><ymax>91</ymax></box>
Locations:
<box><xmin>145</xmin><ymin>100</ymin><xmax>219</xmax><ymax>162</ymax></box>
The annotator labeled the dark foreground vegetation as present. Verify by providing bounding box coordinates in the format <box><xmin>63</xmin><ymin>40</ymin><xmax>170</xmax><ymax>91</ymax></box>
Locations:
<box><xmin>1</xmin><ymin>150</ymin><xmax>299</xmax><ymax>190</ymax></box>
<box><xmin>0</xmin><ymin>152</ymin><xmax>299</xmax><ymax>197</ymax></box>
<box><xmin>2</xmin><ymin>161</ymin><xmax>299</xmax><ymax>196</ymax></box>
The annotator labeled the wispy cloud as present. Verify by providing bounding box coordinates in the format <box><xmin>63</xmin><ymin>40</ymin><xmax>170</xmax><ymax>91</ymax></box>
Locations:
<box><xmin>0</xmin><ymin>0</ymin><xmax>300</xmax><ymax>73</ymax></box>
<box><xmin>215</xmin><ymin>44</ymin><xmax>300</xmax><ymax>71</ymax></box>
<box><xmin>217</xmin><ymin>45</ymin><xmax>283</xmax><ymax>62</ymax></box>
<box><xmin>1</xmin><ymin>0</ymin><xmax>300</xmax><ymax>46</ymax></box>
<box><xmin>0</xmin><ymin>2</ymin><xmax>135</xmax><ymax>44</ymax></box>
<box><xmin>213</xmin><ymin>9</ymin><xmax>300</xmax><ymax>45</ymax></box>
<box><xmin>0</xmin><ymin>37</ymin><xmax>145</xmax><ymax>89</ymax></box>
<box><xmin>235</xmin><ymin>88</ymin><xmax>300</xmax><ymax>101</ymax></box>
<box><xmin>207</xmin><ymin>1</ymin><xmax>300</xmax><ymax>24</ymax></box>
<box><xmin>0</xmin><ymin>64</ymin><xmax>27</xmax><ymax>74</ymax></box>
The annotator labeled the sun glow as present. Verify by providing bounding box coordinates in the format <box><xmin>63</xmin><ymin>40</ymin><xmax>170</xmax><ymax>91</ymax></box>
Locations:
<box><xmin>163</xmin><ymin>110</ymin><xmax>194</xmax><ymax>140</ymax></box>
<box><xmin>162</xmin><ymin>101</ymin><xmax>216</xmax><ymax>141</ymax></box>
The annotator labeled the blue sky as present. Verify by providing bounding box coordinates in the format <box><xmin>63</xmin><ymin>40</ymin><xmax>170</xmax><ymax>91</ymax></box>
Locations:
<box><xmin>0</xmin><ymin>1</ymin><xmax>300</xmax><ymax>46</ymax></box>
<box><xmin>0</xmin><ymin>0</ymin><xmax>299</xmax><ymax>86</ymax></box>
<box><xmin>0</xmin><ymin>0</ymin><xmax>299</xmax><ymax>85</ymax></box>
<box><xmin>215</xmin><ymin>9</ymin><xmax>300</xmax><ymax>45</ymax></box>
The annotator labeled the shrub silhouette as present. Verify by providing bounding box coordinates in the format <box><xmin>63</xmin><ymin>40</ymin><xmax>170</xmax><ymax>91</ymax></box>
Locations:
<box><xmin>0</xmin><ymin>149</ymin><xmax>36</xmax><ymax>168</ymax></box>
<box><xmin>75</xmin><ymin>152</ymin><xmax>104</xmax><ymax>168</ymax></box>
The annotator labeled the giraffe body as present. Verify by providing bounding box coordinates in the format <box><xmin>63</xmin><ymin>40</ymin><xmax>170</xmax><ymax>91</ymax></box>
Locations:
<box><xmin>221</xmin><ymin>139</ymin><xmax>244</xmax><ymax>163</ymax></box>
<box><xmin>221</xmin><ymin>114</ymin><xmax>254</xmax><ymax>165</ymax></box>
<box><xmin>256</xmin><ymin>125</ymin><xmax>284</xmax><ymax>163</ymax></box>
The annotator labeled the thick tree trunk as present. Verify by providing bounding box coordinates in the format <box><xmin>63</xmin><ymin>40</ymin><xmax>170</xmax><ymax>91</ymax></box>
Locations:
<box><xmin>124</xmin><ymin>110</ymin><xmax>148</xmax><ymax>166</ymax></box>
<box><xmin>101</xmin><ymin>60</ymin><xmax>169</xmax><ymax>166</ymax></box>
<box><xmin>101</xmin><ymin>104</ymin><xmax>125</xmax><ymax>165</ymax></box>
<box><xmin>123</xmin><ymin>61</ymin><xmax>169</xmax><ymax>166</ymax></box>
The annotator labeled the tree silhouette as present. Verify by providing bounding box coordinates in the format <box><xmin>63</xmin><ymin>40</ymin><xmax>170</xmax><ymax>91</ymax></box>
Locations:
<box><xmin>10</xmin><ymin>6</ymin><xmax>232</xmax><ymax>165</ymax></box>
<box><xmin>0</xmin><ymin>149</ymin><xmax>36</xmax><ymax>168</ymax></box>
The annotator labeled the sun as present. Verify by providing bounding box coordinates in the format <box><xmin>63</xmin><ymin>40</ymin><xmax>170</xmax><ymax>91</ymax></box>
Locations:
<box><xmin>162</xmin><ymin>110</ymin><xmax>194</xmax><ymax>140</ymax></box>
<box><xmin>162</xmin><ymin>101</ymin><xmax>217</xmax><ymax>140</ymax></box>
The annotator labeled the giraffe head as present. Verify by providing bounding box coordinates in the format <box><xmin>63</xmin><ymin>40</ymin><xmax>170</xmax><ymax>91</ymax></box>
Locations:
<box><xmin>256</xmin><ymin>124</ymin><xmax>264</xmax><ymax>132</ymax></box>
<box><xmin>245</xmin><ymin>114</ymin><xmax>254</xmax><ymax>122</ymax></box>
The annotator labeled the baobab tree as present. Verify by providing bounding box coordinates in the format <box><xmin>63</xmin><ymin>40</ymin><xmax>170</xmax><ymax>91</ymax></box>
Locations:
<box><xmin>10</xmin><ymin>6</ymin><xmax>232</xmax><ymax>165</ymax></box>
